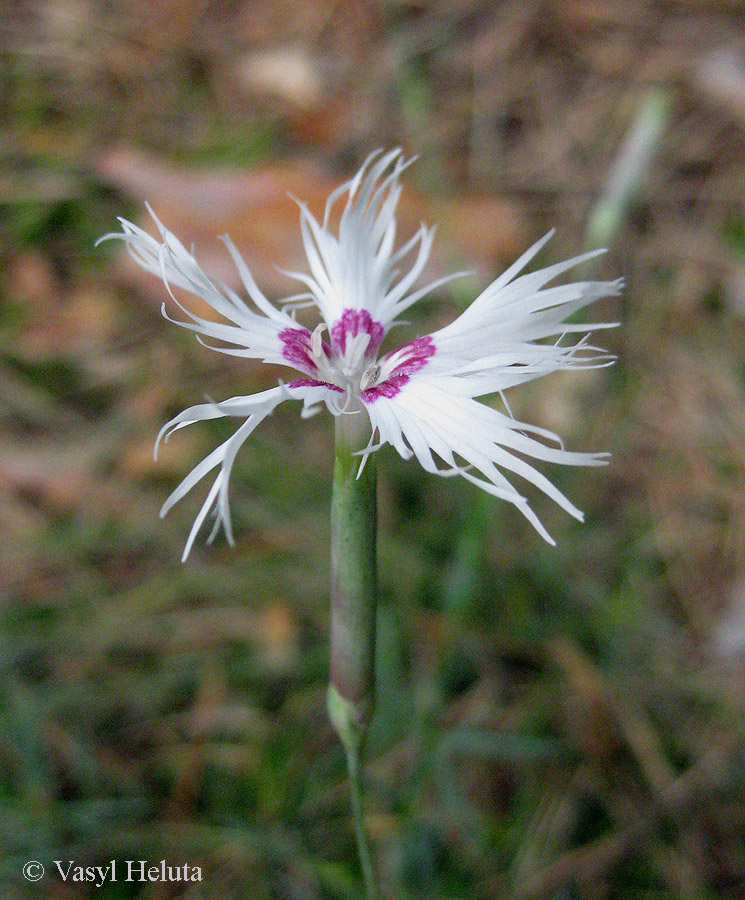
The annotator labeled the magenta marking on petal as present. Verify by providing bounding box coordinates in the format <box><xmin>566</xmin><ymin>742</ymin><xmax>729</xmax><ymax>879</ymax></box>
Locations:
<box><xmin>330</xmin><ymin>309</ymin><xmax>384</xmax><ymax>356</ymax></box>
<box><xmin>361</xmin><ymin>375</ymin><xmax>408</xmax><ymax>401</ymax></box>
<box><xmin>362</xmin><ymin>335</ymin><xmax>436</xmax><ymax>403</ymax></box>
<box><xmin>288</xmin><ymin>377</ymin><xmax>345</xmax><ymax>393</ymax></box>
<box><xmin>385</xmin><ymin>335</ymin><xmax>436</xmax><ymax>375</ymax></box>
<box><xmin>279</xmin><ymin>327</ymin><xmax>316</xmax><ymax>373</ymax></box>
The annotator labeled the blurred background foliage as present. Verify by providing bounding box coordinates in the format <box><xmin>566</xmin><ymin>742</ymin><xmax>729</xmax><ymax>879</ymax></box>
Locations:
<box><xmin>2</xmin><ymin>0</ymin><xmax>745</xmax><ymax>897</ymax></box>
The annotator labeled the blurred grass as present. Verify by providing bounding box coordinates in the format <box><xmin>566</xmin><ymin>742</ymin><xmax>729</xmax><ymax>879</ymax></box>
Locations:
<box><xmin>2</xmin><ymin>1</ymin><xmax>745</xmax><ymax>898</ymax></box>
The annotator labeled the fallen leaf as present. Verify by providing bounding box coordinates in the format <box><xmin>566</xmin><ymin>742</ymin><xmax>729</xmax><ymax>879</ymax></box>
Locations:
<box><xmin>234</xmin><ymin>47</ymin><xmax>324</xmax><ymax>109</ymax></box>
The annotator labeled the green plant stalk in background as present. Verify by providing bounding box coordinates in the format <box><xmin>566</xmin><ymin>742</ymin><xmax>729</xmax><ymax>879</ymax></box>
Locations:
<box><xmin>327</xmin><ymin>409</ymin><xmax>380</xmax><ymax>900</ymax></box>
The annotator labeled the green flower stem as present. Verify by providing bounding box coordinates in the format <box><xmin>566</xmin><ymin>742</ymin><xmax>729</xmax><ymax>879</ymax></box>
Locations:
<box><xmin>328</xmin><ymin>685</ymin><xmax>380</xmax><ymax>900</ymax></box>
<box><xmin>328</xmin><ymin>410</ymin><xmax>380</xmax><ymax>900</ymax></box>
<box><xmin>330</xmin><ymin>411</ymin><xmax>377</xmax><ymax>723</ymax></box>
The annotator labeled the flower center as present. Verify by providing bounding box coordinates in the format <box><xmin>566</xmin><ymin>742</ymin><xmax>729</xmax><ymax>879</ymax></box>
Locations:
<box><xmin>282</xmin><ymin>309</ymin><xmax>436</xmax><ymax>405</ymax></box>
<box><xmin>306</xmin><ymin>322</ymin><xmax>379</xmax><ymax>393</ymax></box>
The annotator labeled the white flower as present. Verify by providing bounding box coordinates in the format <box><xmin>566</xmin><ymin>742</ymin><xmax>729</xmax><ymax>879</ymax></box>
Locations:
<box><xmin>99</xmin><ymin>149</ymin><xmax>621</xmax><ymax>560</ymax></box>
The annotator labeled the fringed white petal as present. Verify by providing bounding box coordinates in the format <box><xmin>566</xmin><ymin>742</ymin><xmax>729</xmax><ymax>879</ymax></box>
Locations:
<box><xmin>155</xmin><ymin>382</ymin><xmax>340</xmax><ymax>559</ymax></box>
<box><xmin>157</xmin><ymin>385</ymin><xmax>291</xmax><ymax>561</ymax></box>
<box><xmin>430</xmin><ymin>233</ymin><xmax>622</xmax><ymax>370</ymax></box>
<box><xmin>291</xmin><ymin>148</ymin><xmax>454</xmax><ymax>330</ymax></box>
<box><xmin>97</xmin><ymin>209</ymin><xmax>295</xmax><ymax>362</ymax></box>
<box><xmin>364</xmin><ymin>378</ymin><xmax>609</xmax><ymax>544</ymax></box>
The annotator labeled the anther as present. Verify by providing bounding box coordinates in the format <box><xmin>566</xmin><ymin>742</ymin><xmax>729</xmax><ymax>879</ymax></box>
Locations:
<box><xmin>359</xmin><ymin>364</ymin><xmax>381</xmax><ymax>391</ymax></box>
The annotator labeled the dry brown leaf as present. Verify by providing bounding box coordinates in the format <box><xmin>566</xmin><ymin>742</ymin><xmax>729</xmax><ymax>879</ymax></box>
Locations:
<box><xmin>65</xmin><ymin>286</ymin><xmax>120</xmax><ymax>345</ymax></box>
<box><xmin>7</xmin><ymin>250</ymin><xmax>59</xmax><ymax>308</ymax></box>
<box><xmin>431</xmin><ymin>194</ymin><xmax>528</xmax><ymax>272</ymax></box>
<box><xmin>695</xmin><ymin>46</ymin><xmax>745</xmax><ymax>124</ymax></box>
<box><xmin>97</xmin><ymin>148</ymin><xmax>341</xmax><ymax>306</ymax></box>
<box><xmin>234</xmin><ymin>47</ymin><xmax>324</xmax><ymax>109</ymax></box>
<box><xmin>549</xmin><ymin>636</ymin><xmax>619</xmax><ymax>761</ymax></box>
<box><xmin>254</xmin><ymin>600</ymin><xmax>300</xmax><ymax>673</ymax></box>
<box><xmin>119</xmin><ymin>430</ymin><xmax>203</xmax><ymax>480</ymax></box>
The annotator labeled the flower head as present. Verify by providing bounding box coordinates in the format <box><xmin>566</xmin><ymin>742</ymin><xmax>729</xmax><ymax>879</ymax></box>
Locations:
<box><xmin>99</xmin><ymin>149</ymin><xmax>621</xmax><ymax>560</ymax></box>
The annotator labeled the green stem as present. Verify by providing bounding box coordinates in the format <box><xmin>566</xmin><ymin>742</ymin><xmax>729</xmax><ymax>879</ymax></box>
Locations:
<box><xmin>328</xmin><ymin>410</ymin><xmax>380</xmax><ymax>900</ymax></box>
<box><xmin>330</xmin><ymin>412</ymin><xmax>377</xmax><ymax>722</ymax></box>
<box><xmin>328</xmin><ymin>685</ymin><xmax>381</xmax><ymax>900</ymax></box>
<box><xmin>346</xmin><ymin>739</ymin><xmax>380</xmax><ymax>900</ymax></box>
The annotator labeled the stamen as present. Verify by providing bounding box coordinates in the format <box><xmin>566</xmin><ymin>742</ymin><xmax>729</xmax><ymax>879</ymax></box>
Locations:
<box><xmin>342</xmin><ymin>332</ymin><xmax>373</xmax><ymax>377</ymax></box>
<box><xmin>359</xmin><ymin>364</ymin><xmax>381</xmax><ymax>391</ymax></box>
<box><xmin>310</xmin><ymin>323</ymin><xmax>328</xmax><ymax>359</ymax></box>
